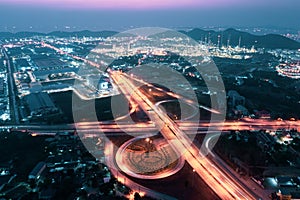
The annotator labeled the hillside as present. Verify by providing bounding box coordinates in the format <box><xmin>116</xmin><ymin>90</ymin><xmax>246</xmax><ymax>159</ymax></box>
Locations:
<box><xmin>182</xmin><ymin>28</ymin><xmax>300</xmax><ymax>49</ymax></box>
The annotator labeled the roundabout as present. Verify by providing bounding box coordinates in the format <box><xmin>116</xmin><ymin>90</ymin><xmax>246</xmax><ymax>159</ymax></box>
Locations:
<box><xmin>115</xmin><ymin>134</ymin><xmax>185</xmax><ymax>179</ymax></box>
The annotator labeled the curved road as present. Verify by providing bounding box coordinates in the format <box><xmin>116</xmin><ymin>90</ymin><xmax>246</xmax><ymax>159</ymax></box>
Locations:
<box><xmin>105</xmin><ymin>139</ymin><xmax>178</xmax><ymax>200</ymax></box>
<box><xmin>115</xmin><ymin>134</ymin><xmax>185</xmax><ymax>180</ymax></box>
<box><xmin>205</xmin><ymin>133</ymin><xmax>271</xmax><ymax>199</ymax></box>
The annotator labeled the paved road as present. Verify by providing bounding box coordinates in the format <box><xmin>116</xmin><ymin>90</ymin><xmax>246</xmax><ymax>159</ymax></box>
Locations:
<box><xmin>105</xmin><ymin>139</ymin><xmax>178</xmax><ymax>200</ymax></box>
<box><xmin>2</xmin><ymin>47</ymin><xmax>20</xmax><ymax>124</ymax></box>
<box><xmin>115</xmin><ymin>135</ymin><xmax>185</xmax><ymax>180</ymax></box>
<box><xmin>206</xmin><ymin>133</ymin><xmax>274</xmax><ymax>199</ymax></box>
<box><xmin>2</xmin><ymin>117</ymin><xmax>299</xmax><ymax>137</ymax></box>
<box><xmin>110</xmin><ymin>71</ymin><xmax>256</xmax><ymax>200</ymax></box>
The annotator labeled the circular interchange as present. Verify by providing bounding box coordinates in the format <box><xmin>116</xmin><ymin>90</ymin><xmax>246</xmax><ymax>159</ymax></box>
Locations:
<box><xmin>72</xmin><ymin>27</ymin><xmax>227</xmax><ymax>172</ymax></box>
<box><xmin>115</xmin><ymin>134</ymin><xmax>185</xmax><ymax>179</ymax></box>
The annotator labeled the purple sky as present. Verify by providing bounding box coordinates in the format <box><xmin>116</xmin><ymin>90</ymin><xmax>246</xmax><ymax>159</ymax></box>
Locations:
<box><xmin>0</xmin><ymin>0</ymin><xmax>299</xmax><ymax>32</ymax></box>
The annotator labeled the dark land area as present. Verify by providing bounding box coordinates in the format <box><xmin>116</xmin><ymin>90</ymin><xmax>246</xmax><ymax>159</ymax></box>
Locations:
<box><xmin>0</xmin><ymin>131</ymin><xmax>48</xmax><ymax>181</ymax></box>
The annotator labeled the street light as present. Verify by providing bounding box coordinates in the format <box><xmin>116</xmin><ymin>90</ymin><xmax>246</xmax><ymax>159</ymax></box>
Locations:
<box><xmin>192</xmin><ymin>169</ymin><xmax>196</xmax><ymax>187</ymax></box>
<box><xmin>145</xmin><ymin>138</ymin><xmax>150</xmax><ymax>143</ymax></box>
<box><xmin>145</xmin><ymin>138</ymin><xmax>152</xmax><ymax>157</ymax></box>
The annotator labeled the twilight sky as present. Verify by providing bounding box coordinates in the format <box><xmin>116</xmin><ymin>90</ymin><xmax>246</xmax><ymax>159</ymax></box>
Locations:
<box><xmin>0</xmin><ymin>0</ymin><xmax>299</xmax><ymax>32</ymax></box>
<box><xmin>0</xmin><ymin>0</ymin><xmax>262</xmax><ymax>9</ymax></box>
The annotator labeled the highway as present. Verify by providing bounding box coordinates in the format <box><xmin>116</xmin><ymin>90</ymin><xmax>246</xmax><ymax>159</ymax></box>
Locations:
<box><xmin>110</xmin><ymin>71</ymin><xmax>257</xmax><ymax>199</ymax></box>
<box><xmin>2</xmin><ymin>117</ymin><xmax>299</xmax><ymax>137</ymax></box>
<box><xmin>205</xmin><ymin>133</ymin><xmax>271</xmax><ymax>200</ymax></box>
<box><xmin>2</xmin><ymin>47</ymin><xmax>20</xmax><ymax>124</ymax></box>
<box><xmin>122</xmin><ymin>72</ymin><xmax>221</xmax><ymax>115</ymax></box>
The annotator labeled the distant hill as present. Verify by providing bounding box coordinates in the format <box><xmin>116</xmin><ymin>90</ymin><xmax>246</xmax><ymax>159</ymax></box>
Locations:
<box><xmin>0</xmin><ymin>30</ymin><xmax>117</xmax><ymax>40</ymax></box>
<box><xmin>181</xmin><ymin>28</ymin><xmax>300</xmax><ymax>50</ymax></box>
<box><xmin>1</xmin><ymin>28</ymin><xmax>300</xmax><ymax>50</ymax></box>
